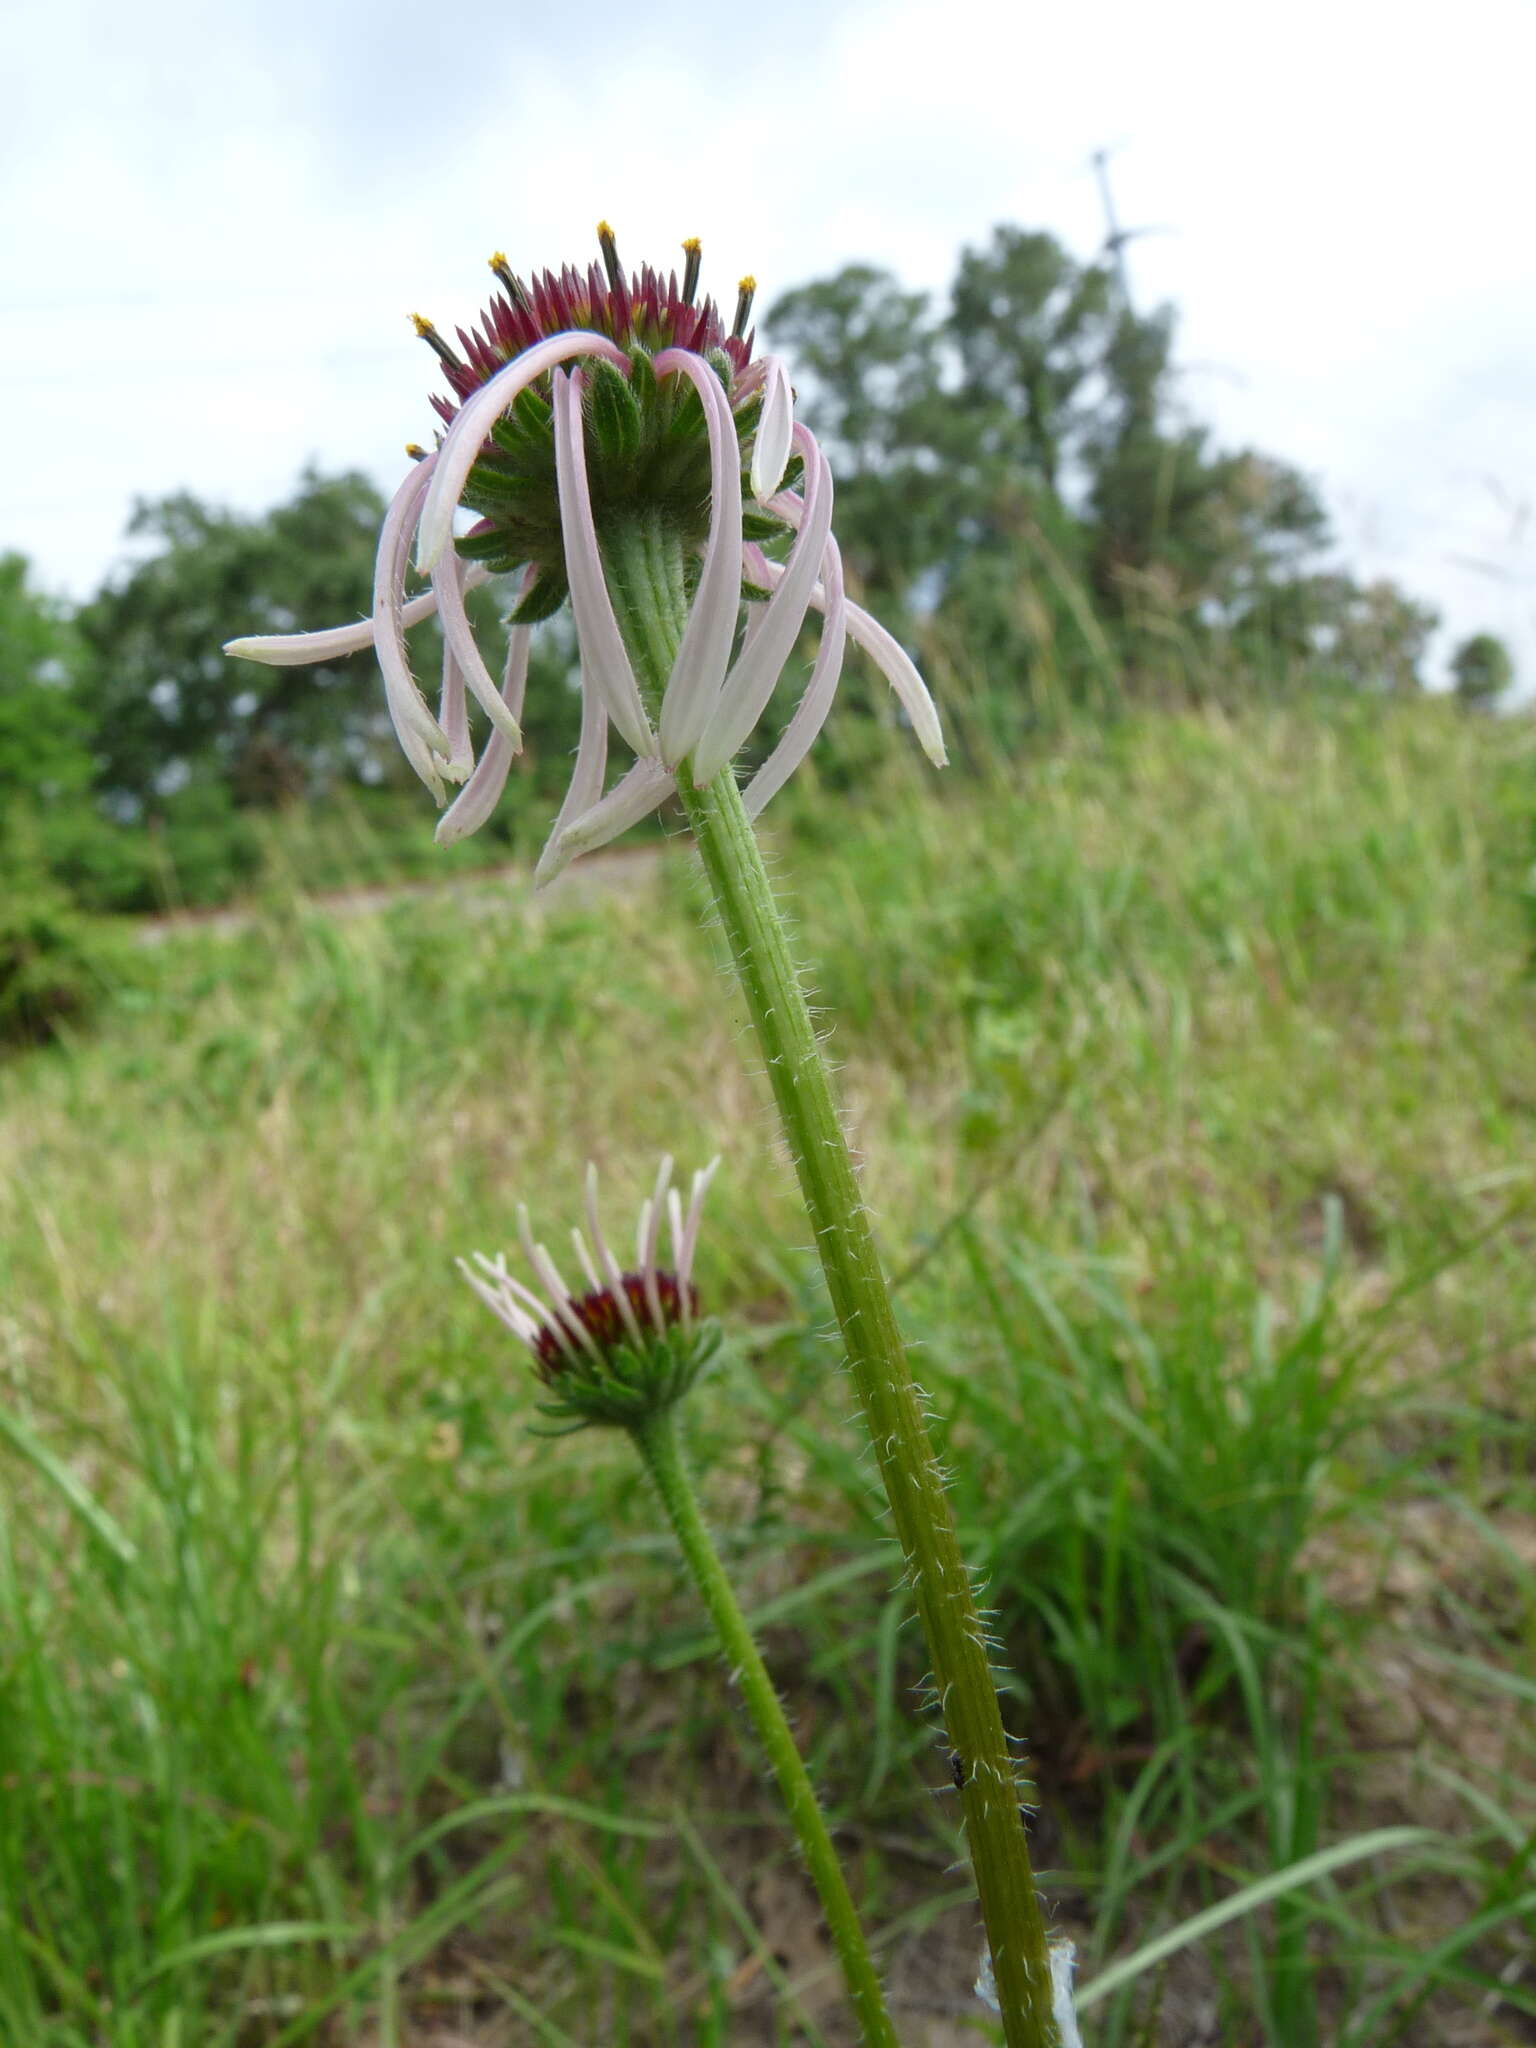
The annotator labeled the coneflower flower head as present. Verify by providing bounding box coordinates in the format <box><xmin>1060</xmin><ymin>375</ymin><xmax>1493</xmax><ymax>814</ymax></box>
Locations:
<box><xmin>460</xmin><ymin>1156</ymin><xmax>722</xmax><ymax>1433</ymax></box>
<box><xmin>225</xmin><ymin>227</ymin><xmax>945</xmax><ymax>880</ymax></box>
<box><xmin>414</xmin><ymin>230</ymin><xmax>758</xmax><ymax>614</ymax></box>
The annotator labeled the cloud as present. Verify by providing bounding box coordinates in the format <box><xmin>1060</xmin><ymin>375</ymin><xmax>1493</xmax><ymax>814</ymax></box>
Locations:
<box><xmin>6</xmin><ymin>0</ymin><xmax>1533</xmax><ymax>681</ymax></box>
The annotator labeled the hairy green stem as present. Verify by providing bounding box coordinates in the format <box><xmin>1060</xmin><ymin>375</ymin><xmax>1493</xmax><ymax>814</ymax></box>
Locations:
<box><xmin>630</xmin><ymin>1408</ymin><xmax>901</xmax><ymax>2048</ymax></box>
<box><xmin>604</xmin><ymin>511</ymin><xmax>1061</xmax><ymax>2046</ymax></box>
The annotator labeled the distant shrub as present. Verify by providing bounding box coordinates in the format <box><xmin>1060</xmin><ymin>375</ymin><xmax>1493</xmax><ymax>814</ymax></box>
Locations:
<box><xmin>153</xmin><ymin>782</ymin><xmax>266</xmax><ymax>909</ymax></box>
<box><xmin>32</xmin><ymin>804</ymin><xmax>163</xmax><ymax>915</ymax></box>
<box><xmin>1451</xmin><ymin>630</ymin><xmax>1515</xmax><ymax>709</ymax></box>
<box><xmin>0</xmin><ymin>878</ymin><xmax>120</xmax><ymax>1046</ymax></box>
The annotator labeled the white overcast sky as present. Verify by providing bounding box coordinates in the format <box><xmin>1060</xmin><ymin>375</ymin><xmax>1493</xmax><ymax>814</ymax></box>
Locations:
<box><xmin>5</xmin><ymin>0</ymin><xmax>1534</xmax><ymax>688</ymax></box>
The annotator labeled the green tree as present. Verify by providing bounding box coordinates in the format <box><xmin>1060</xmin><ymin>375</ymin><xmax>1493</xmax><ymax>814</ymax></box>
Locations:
<box><xmin>768</xmin><ymin>235</ymin><xmax>1126</xmax><ymax>712</ymax></box>
<box><xmin>770</xmin><ymin>228</ymin><xmax>1350</xmax><ymax>713</ymax></box>
<box><xmin>1085</xmin><ymin>294</ymin><xmax>1334</xmax><ymax>657</ymax></box>
<box><xmin>0</xmin><ymin>552</ymin><xmax>95</xmax><ymax>809</ymax></box>
<box><xmin>1330</xmin><ymin>578</ymin><xmax>1440</xmax><ymax>694</ymax></box>
<box><xmin>1451</xmin><ymin>631</ymin><xmax>1515</xmax><ymax>708</ymax></box>
<box><xmin>766</xmin><ymin>265</ymin><xmax>952</xmax><ymax>605</ymax></box>
<box><xmin>77</xmin><ymin>469</ymin><xmax>395</xmax><ymax>813</ymax></box>
<box><xmin>76</xmin><ymin>468</ymin><xmax>585</xmax><ymax>843</ymax></box>
<box><xmin>1232</xmin><ymin>570</ymin><xmax>1440</xmax><ymax>694</ymax></box>
<box><xmin>766</xmin><ymin>264</ymin><xmax>940</xmax><ymax>476</ymax></box>
<box><xmin>948</xmin><ymin>226</ymin><xmax>1115</xmax><ymax>493</ymax></box>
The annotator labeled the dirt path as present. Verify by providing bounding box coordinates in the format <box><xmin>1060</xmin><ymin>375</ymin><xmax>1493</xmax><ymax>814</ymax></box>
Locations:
<box><xmin>135</xmin><ymin>842</ymin><xmax>666</xmax><ymax>945</ymax></box>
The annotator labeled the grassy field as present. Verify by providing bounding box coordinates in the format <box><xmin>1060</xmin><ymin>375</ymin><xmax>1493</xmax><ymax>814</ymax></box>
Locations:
<box><xmin>1</xmin><ymin>699</ymin><xmax>1533</xmax><ymax>2046</ymax></box>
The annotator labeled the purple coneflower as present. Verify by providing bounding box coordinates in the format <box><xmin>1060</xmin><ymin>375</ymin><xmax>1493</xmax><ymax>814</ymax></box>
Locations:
<box><xmin>460</xmin><ymin>1156</ymin><xmax>721</xmax><ymax>1429</ymax></box>
<box><xmin>225</xmin><ymin>227</ymin><xmax>944</xmax><ymax>881</ymax></box>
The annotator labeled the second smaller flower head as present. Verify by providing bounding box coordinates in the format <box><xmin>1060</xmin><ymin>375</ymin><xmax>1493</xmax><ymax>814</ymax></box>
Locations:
<box><xmin>460</xmin><ymin>1156</ymin><xmax>721</xmax><ymax>1433</ymax></box>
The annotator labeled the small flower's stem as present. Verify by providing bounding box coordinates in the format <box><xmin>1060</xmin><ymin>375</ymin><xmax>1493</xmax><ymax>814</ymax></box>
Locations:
<box><xmin>629</xmin><ymin>1407</ymin><xmax>902</xmax><ymax>2048</ymax></box>
<box><xmin>607</xmin><ymin>510</ymin><xmax>1060</xmax><ymax>2046</ymax></box>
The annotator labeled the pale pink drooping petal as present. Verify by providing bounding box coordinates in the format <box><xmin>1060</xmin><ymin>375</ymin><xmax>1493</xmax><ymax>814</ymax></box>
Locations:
<box><xmin>677</xmin><ymin>1156</ymin><xmax>720</xmax><ymax>1295</ymax></box>
<box><xmin>416</xmin><ymin>329</ymin><xmax>630</xmax><ymax>574</ymax></box>
<box><xmin>692</xmin><ymin>423</ymin><xmax>836</xmax><ymax>785</ymax></box>
<box><xmin>517</xmin><ymin>1207</ymin><xmax>605</xmax><ymax>1365</ymax></box>
<box><xmin>484</xmin><ymin>1259</ymin><xmax>560</xmax><ymax>1330</ymax></box>
<box><xmin>466</xmin><ymin>1236</ymin><xmax>569</xmax><ymax>1351</ymax></box>
<box><xmin>840</xmin><ymin>605</ymin><xmax>947</xmax><ymax>767</ymax></box>
<box><xmin>573</xmin><ymin>1228</ymin><xmax>606</xmax><ymax>1294</ymax></box>
<box><xmin>485</xmin><ymin>1252</ymin><xmax>564</xmax><ymax>1332</ymax></box>
<box><xmin>730</xmin><ymin>356</ymin><xmax>770</xmax><ymax>404</ymax></box>
<box><xmin>536</xmin><ymin>756</ymin><xmax>675</xmax><ymax>888</ymax></box>
<box><xmin>744</xmin><ymin>533</ymin><xmax>848</xmax><ymax>818</ymax></box>
<box><xmin>373</xmin><ymin>457</ymin><xmax>455</xmax><ymax>797</ymax></box>
<box><xmin>437</xmin><ymin>643</ymin><xmax>473</xmax><ymax>784</ymax></box>
<box><xmin>570</xmin><ymin>1227</ymin><xmax>605</xmax><ymax>1297</ymax></box>
<box><xmin>665</xmin><ymin>1187</ymin><xmax>687</xmax><ymax>1326</ymax></box>
<box><xmin>643</xmin><ymin>1157</ymin><xmax>673</xmax><ymax>1272</ymax></box>
<box><xmin>436</xmin><ymin>578</ymin><xmax>537</xmax><ymax>845</ymax></box>
<box><xmin>652</xmin><ymin>349</ymin><xmax>744</xmax><ymax>769</ymax></box>
<box><xmin>459</xmin><ymin>1254</ymin><xmax>545</xmax><ymax>1353</ymax></box>
<box><xmin>532</xmin><ymin>667</ymin><xmax>611</xmax><ymax>887</ymax></box>
<box><xmin>498</xmin><ymin>581</ymin><xmax>537</xmax><ymax>732</ymax></box>
<box><xmin>637</xmin><ymin>1156</ymin><xmax>673</xmax><ymax>1334</ymax></box>
<box><xmin>584</xmin><ymin>1164</ymin><xmax>647</xmax><ymax>1350</ymax></box>
<box><xmin>551</xmin><ymin>370</ymin><xmax>655</xmax><ymax>758</ymax></box>
<box><xmin>224</xmin><ymin>565</ymin><xmax>491</xmax><ymax>668</ymax></box>
<box><xmin>739</xmin><ymin>544</ymin><xmax>948</xmax><ymax>771</ymax></box>
<box><xmin>224</xmin><ymin>590</ymin><xmax>438</xmax><ymax>666</ymax></box>
<box><xmin>432</xmin><ymin>548</ymin><xmax>524</xmax><ymax>749</ymax></box>
<box><xmin>749</xmin><ymin>354</ymin><xmax>794</xmax><ymax>502</ymax></box>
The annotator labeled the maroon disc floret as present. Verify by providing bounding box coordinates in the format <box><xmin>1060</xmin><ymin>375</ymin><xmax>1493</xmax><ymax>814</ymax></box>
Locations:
<box><xmin>427</xmin><ymin>244</ymin><xmax>753</xmax><ymax>430</ymax></box>
<box><xmin>533</xmin><ymin>1269</ymin><xmax>699</xmax><ymax>1380</ymax></box>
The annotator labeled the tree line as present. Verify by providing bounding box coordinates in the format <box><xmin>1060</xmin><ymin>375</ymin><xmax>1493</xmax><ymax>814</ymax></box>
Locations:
<box><xmin>0</xmin><ymin>223</ymin><xmax>1516</xmax><ymax>917</ymax></box>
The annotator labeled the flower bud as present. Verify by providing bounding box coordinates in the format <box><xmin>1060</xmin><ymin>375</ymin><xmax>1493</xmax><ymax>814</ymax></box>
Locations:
<box><xmin>460</xmin><ymin>1157</ymin><xmax>722</xmax><ymax>1433</ymax></box>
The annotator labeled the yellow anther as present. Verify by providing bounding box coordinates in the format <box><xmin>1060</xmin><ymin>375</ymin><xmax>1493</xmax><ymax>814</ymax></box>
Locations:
<box><xmin>596</xmin><ymin>220</ymin><xmax>623</xmax><ymax>292</ymax></box>
<box><xmin>404</xmin><ymin>442</ymin><xmax>426</xmax><ymax>461</ymax></box>
<box><xmin>737</xmin><ymin>274</ymin><xmax>757</xmax><ymax>294</ymax></box>
<box><xmin>489</xmin><ymin>254</ymin><xmax>527</xmax><ymax>308</ymax></box>
<box><xmin>681</xmin><ymin>237</ymin><xmax>704</xmax><ymax>304</ymax></box>
<box><xmin>488</xmin><ymin>251</ymin><xmax>508</xmax><ymax>271</ymax></box>
<box><xmin>410</xmin><ymin>314</ymin><xmax>463</xmax><ymax>370</ymax></box>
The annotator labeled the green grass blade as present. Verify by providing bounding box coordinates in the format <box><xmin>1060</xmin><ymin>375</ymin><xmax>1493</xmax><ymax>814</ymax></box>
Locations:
<box><xmin>1076</xmin><ymin>1829</ymin><xmax>1436</xmax><ymax>2012</ymax></box>
<box><xmin>0</xmin><ymin>1402</ymin><xmax>137</xmax><ymax>1565</ymax></box>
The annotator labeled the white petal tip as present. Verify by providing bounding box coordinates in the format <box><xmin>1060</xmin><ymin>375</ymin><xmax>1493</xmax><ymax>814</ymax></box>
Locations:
<box><xmin>415</xmin><ymin>523</ymin><xmax>448</xmax><ymax>577</ymax></box>
<box><xmin>750</xmin><ymin>447</ymin><xmax>788</xmax><ymax>502</ymax></box>
<box><xmin>750</xmin><ymin>357</ymin><xmax>794</xmax><ymax>502</ymax></box>
<box><xmin>486</xmin><ymin>702</ymin><xmax>524</xmax><ymax>751</ymax></box>
<box><xmin>435</xmin><ymin>813</ymin><xmax>473</xmax><ymax>847</ymax></box>
<box><xmin>222</xmin><ymin>637</ymin><xmax>272</xmax><ymax>663</ymax></box>
<box><xmin>533</xmin><ymin>839</ymin><xmax>574</xmax><ymax>890</ymax></box>
<box><xmin>656</xmin><ymin>720</ymin><xmax>692</xmax><ymax>774</ymax></box>
<box><xmin>691</xmin><ymin>750</ymin><xmax>729</xmax><ymax>789</ymax></box>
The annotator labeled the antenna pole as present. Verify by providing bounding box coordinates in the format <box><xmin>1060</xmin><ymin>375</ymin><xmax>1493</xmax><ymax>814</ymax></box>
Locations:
<box><xmin>1092</xmin><ymin>147</ymin><xmax>1134</xmax><ymax>308</ymax></box>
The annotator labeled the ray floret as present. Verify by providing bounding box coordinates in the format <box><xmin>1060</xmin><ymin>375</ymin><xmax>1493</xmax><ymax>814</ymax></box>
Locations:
<box><xmin>223</xmin><ymin>228</ymin><xmax>944</xmax><ymax>871</ymax></box>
